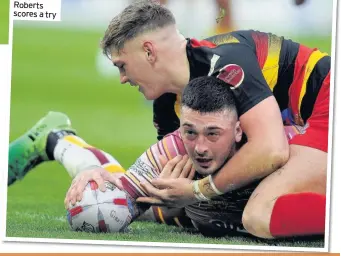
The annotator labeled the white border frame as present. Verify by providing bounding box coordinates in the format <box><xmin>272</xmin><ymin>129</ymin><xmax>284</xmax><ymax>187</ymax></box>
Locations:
<box><xmin>1</xmin><ymin>0</ymin><xmax>339</xmax><ymax>253</ymax></box>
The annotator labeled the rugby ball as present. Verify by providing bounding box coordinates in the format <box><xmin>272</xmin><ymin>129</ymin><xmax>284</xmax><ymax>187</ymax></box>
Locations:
<box><xmin>67</xmin><ymin>181</ymin><xmax>137</xmax><ymax>233</ymax></box>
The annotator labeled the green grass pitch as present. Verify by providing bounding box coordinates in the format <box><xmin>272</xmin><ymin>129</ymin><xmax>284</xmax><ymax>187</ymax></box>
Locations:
<box><xmin>0</xmin><ymin>0</ymin><xmax>10</xmax><ymax>44</ymax></box>
<box><xmin>6</xmin><ymin>25</ymin><xmax>331</xmax><ymax>248</ymax></box>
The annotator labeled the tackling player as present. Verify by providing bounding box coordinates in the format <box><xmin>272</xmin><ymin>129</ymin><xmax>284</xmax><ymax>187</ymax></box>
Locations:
<box><xmin>99</xmin><ymin>0</ymin><xmax>330</xmax><ymax>239</ymax></box>
<box><xmin>8</xmin><ymin>0</ymin><xmax>329</xmax><ymax>239</ymax></box>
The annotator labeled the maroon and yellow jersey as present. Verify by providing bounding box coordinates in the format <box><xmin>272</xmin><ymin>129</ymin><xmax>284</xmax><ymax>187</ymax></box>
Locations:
<box><xmin>153</xmin><ymin>30</ymin><xmax>330</xmax><ymax>140</ymax></box>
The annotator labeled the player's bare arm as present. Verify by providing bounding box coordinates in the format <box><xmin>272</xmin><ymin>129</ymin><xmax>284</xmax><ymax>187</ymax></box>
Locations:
<box><xmin>138</xmin><ymin>97</ymin><xmax>288</xmax><ymax>207</ymax></box>
<box><xmin>138</xmin><ymin>44</ymin><xmax>289</xmax><ymax>206</ymax></box>
<box><xmin>137</xmin><ymin>97</ymin><xmax>289</xmax><ymax>207</ymax></box>
<box><xmin>212</xmin><ymin>96</ymin><xmax>289</xmax><ymax>192</ymax></box>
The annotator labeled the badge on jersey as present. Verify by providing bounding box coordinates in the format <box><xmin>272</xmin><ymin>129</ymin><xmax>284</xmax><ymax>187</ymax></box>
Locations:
<box><xmin>217</xmin><ymin>64</ymin><xmax>244</xmax><ymax>90</ymax></box>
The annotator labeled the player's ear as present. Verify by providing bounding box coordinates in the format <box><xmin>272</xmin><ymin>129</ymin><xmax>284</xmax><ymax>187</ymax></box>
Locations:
<box><xmin>234</xmin><ymin>120</ymin><xmax>242</xmax><ymax>143</ymax></box>
<box><xmin>143</xmin><ymin>41</ymin><xmax>156</xmax><ymax>63</ymax></box>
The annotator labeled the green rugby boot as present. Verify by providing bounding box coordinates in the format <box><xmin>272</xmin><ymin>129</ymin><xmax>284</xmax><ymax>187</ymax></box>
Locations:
<box><xmin>8</xmin><ymin>111</ymin><xmax>76</xmax><ymax>186</ymax></box>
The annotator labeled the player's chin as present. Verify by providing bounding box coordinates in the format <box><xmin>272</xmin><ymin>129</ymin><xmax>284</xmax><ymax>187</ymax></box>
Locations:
<box><xmin>140</xmin><ymin>90</ymin><xmax>158</xmax><ymax>100</ymax></box>
<box><xmin>140</xmin><ymin>87</ymin><xmax>163</xmax><ymax>100</ymax></box>
<box><xmin>195</xmin><ymin>164</ymin><xmax>217</xmax><ymax>176</ymax></box>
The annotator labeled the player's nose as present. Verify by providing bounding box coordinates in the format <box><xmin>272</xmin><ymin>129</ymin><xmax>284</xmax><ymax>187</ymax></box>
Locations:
<box><xmin>194</xmin><ymin>138</ymin><xmax>208</xmax><ymax>155</ymax></box>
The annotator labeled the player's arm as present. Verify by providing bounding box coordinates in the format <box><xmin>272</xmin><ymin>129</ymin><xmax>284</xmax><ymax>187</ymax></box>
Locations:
<box><xmin>209</xmin><ymin>45</ymin><xmax>289</xmax><ymax>194</ymax></box>
<box><xmin>65</xmin><ymin>130</ymin><xmax>190</xmax><ymax>207</ymax></box>
<box><xmin>136</xmin><ymin>45</ymin><xmax>289</xmax><ymax>207</ymax></box>
<box><xmin>212</xmin><ymin>96</ymin><xmax>289</xmax><ymax>193</ymax></box>
<box><xmin>118</xmin><ymin>130</ymin><xmax>190</xmax><ymax>199</ymax></box>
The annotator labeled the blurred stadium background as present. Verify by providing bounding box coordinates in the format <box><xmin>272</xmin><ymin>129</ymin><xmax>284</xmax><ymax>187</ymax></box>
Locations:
<box><xmin>7</xmin><ymin>0</ymin><xmax>332</xmax><ymax>246</ymax></box>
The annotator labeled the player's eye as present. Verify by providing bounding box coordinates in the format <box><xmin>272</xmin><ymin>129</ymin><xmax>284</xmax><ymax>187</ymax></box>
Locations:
<box><xmin>207</xmin><ymin>132</ymin><xmax>219</xmax><ymax>141</ymax></box>
<box><xmin>184</xmin><ymin>130</ymin><xmax>197</xmax><ymax>140</ymax></box>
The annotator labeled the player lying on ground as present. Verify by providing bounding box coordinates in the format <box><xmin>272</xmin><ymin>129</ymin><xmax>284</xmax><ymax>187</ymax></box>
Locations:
<box><xmin>8</xmin><ymin>76</ymin><xmax>317</xmax><ymax>238</ymax></box>
<box><xmin>65</xmin><ymin>76</ymin><xmax>249</xmax><ymax>236</ymax></box>
<box><xmin>9</xmin><ymin>0</ymin><xmax>329</xmax><ymax>239</ymax></box>
<box><xmin>99</xmin><ymin>0</ymin><xmax>329</xmax><ymax>238</ymax></box>
<box><xmin>65</xmin><ymin>76</ymin><xmax>324</xmax><ymax>238</ymax></box>
<box><xmin>8</xmin><ymin>76</ymin><xmax>245</xmax><ymax>236</ymax></box>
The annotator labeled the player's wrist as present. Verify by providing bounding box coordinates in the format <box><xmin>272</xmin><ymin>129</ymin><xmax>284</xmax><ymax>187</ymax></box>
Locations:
<box><xmin>192</xmin><ymin>175</ymin><xmax>224</xmax><ymax>201</ymax></box>
<box><xmin>192</xmin><ymin>180</ymin><xmax>210</xmax><ymax>201</ymax></box>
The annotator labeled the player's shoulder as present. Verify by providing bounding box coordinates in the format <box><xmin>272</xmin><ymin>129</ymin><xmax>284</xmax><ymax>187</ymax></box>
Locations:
<box><xmin>189</xmin><ymin>30</ymin><xmax>253</xmax><ymax>48</ymax></box>
<box><xmin>164</xmin><ymin>129</ymin><xmax>181</xmax><ymax>139</ymax></box>
<box><xmin>189</xmin><ymin>37</ymin><xmax>254</xmax><ymax>64</ymax></box>
<box><xmin>204</xmin><ymin>30</ymin><xmax>254</xmax><ymax>45</ymax></box>
<box><xmin>208</xmin><ymin>42</ymin><xmax>257</xmax><ymax>74</ymax></box>
<box><xmin>203</xmin><ymin>31</ymin><xmax>257</xmax><ymax>55</ymax></box>
<box><xmin>163</xmin><ymin>130</ymin><xmax>187</xmax><ymax>156</ymax></box>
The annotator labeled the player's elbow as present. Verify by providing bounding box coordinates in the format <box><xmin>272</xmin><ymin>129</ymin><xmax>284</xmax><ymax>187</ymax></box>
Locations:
<box><xmin>251</xmin><ymin>137</ymin><xmax>289</xmax><ymax>175</ymax></box>
<box><xmin>271</xmin><ymin>147</ymin><xmax>289</xmax><ymax>170</ymax></box>
<box><xmin>264</xmin><ymin>140</ymin><xmax>289</xmax><ymax>171</ymax></box>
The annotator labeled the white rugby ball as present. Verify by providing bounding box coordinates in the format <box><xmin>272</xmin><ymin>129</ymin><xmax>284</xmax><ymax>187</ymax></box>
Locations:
<box><xmin>67</xmin><ymin>181</ymin><xmax>136</xmax><ymax>233</ymax></box>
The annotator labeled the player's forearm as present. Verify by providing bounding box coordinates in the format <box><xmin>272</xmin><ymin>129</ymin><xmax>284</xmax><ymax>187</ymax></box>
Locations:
<box><xmin>212</xmin><ymin>139</ymin><xmax>289</xmax><ymax>194</ymax></box>
<box><xmin>207</xmin><ymin>96</ymin><xmax>290</xmax><ymax>194</ymax></box>
<box><xmin>124</xmin><ymin>130</ymin><xmax>186</xmax><ymax>197</ymax></box>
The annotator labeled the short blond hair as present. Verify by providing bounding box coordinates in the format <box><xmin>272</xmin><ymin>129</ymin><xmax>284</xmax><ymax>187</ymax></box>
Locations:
<box><xmin>101</xmin><ymin>0</ymin><xmax>176</xmax><ymax>57</ymax></box>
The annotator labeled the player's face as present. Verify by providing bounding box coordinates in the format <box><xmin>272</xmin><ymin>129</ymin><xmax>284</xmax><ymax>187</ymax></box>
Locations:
<box><xmin>110</xmin><ymin>40</ymin><xmax>169</xmax><ymax>100</ymax></box>
<box><xmin>180</xmin><ymin>106</ymin><xmax>242</xmax><ymax>176</ymax></box>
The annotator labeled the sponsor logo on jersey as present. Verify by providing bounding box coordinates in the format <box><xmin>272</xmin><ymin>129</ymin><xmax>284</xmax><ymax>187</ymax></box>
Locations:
<box><xmin>217</xmin><ymin>64</ymin><xmax>244</xmax><ymax>89</ymax></box>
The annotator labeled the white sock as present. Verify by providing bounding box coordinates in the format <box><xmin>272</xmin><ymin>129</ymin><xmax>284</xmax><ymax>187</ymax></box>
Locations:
<box><xmin>53</xmin><ymin>135</ymin><xmax>125</xmax><ymax>178</ymax></box>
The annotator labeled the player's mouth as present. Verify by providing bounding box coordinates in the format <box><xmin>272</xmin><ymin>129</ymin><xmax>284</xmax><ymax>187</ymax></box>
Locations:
<box><xmin>129</xmin><ymin>82</ymin><xmax>143</xmax><ymax>92</ymax></box>
<box><xmin>129</xmin><ymin>82</ymin><xmax>138</xmax><ymax>87</ymax></box>
<box><xmin>195</xmin><ymin>158</ymin><xmax>212</xmax><ymax>168</ymax></box>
